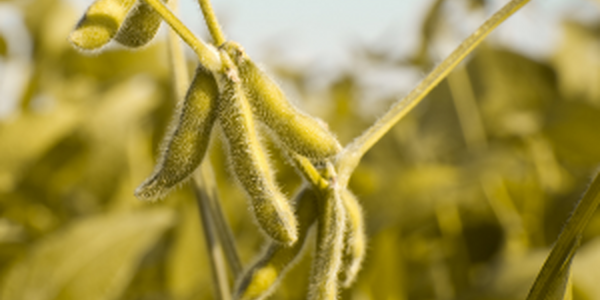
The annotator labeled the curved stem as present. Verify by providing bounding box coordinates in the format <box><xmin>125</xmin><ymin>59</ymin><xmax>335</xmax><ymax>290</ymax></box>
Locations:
<box><xmin>142</xmin><ymin>0</ymin><xmax>221</xmax><ymax>71</ymax></box>
<box><xmin>198</xmin><ymin>0</ymin><xmax>226</xmax><ymax>46</ymax></box>
<box><xmin>527</xmin><ymin>171</ymin><xmax>600</xmax><ymax>299</ymax></box>
<box><xmin>336</xmin><ymin>0</ymin><xmax>530</xmax><ymax>187</ymax></box>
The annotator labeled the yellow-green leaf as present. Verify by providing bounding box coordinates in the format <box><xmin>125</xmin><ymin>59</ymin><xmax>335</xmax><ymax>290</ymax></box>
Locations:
<box><xmin>527</xmin><ymin>171</ymin><xmax>600</xmax><ymax>300</ymax></box>
<box><xmin>0</xmin><ymin>209</ymin><xmax>175</xmax><ymax>300</ymax></box>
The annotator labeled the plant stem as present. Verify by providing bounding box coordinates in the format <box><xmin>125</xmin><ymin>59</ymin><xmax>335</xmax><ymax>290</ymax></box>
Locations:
<box><xmin>167</xmin><ymin>0</ymin><xmax>189</xmax><ymax>100</ymax></box>
<box><xmin>447</xmin><ymin>66</ymin><xmax>487</xmax><ymax>152</ymax></box>
<box><xmin>336</xmin><ymin>0</ymin><xmax>530</xmax><ymax>187</ymax></box>
<box><xmin>193</xmin><ymin>174</ymin><xmax>232</xmax><ymax>300</ymax></box>
<box><xmin>198</xmin><ymin>0</ymin><xmax>226</xmax><ymax>46</ymax></box>
<box><xmin>142</xmin><ymin>0</ymin><xmax>221</xmax><ymax>71</ymax></box>
<box><xmin>199</xmin><ymin>162</ymin><xmax>244</xmax><ymax>277</ymax></box>
<box><xmin>527</xmin><ymin>171</ymin><xmax>600</xmax><ymax>299</ymax></box>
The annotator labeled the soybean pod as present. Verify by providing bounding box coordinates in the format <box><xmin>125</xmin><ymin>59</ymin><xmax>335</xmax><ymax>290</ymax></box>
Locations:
<box><xmin>217</xmin><ymin>54</ymin><xmax>298</xmax><ymax>245</ymax></box>
<box><xmin>70</xmin><ymin>0</ymin><xmax>137</xmax><ymax>50</ymax></box>
<box><xmin>222</xmin><ymin>41</ymin><xmax>341</xmax><ymax>162</ymax></box>
<box><xmin>115</xmin><ymin>0</ymin><xmax>168</xmax><ymax>48</ymax></box>
<box><xmin>308</xmin><ymin>186</ymin><xmax>346</xmax><ymax>300</ymax></box>
<box><xmin>135</xmin><ymin>65</ymin><xmax>218</xmax><ymax>201</ymax></box>
<box><xmin>339</xmin><ymin>189</ymin><xmax>366</xmax><ymax>288</ymax></box>
<box><xmin>235</xmin><ymin>187</ymin><xmax>318</xmax><ymax>300</ymax></box>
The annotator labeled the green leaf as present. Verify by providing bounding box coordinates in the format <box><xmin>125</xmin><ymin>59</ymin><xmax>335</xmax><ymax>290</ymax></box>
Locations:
<box><xmin>0</xmin><ymin>209</ymin><xmax>174</xmax><ymax>300</ymax></box>
<box><xmin>527</xmin><ymin>172</ymin><xmax>600</xmax><ymax>300</ymax></box>
<box><xmin>528</xmin><ymin>241</ymin><xmax>576</xmax><ymax>300</ymax></box>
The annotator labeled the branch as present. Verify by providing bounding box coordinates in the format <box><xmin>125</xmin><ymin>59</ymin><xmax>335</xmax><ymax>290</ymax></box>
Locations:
<box><xmin>142</xmin><ymin>0</ymin><xmax>221</xmax><ymax>71</ymax></box>
<box><xmin>336</xmin><ymin>0</ymin><xmax>530</xmax><ymax>187</ymax></box>
<box><xmin>193</xmin><ymin>174</ymin><xmax>232</xmax><ymax>300</ymax></box>
<box><xmin>198</xmin><ymin>162</ymin><xmax>244</xmax><ymax>277</ymax></box>
<box><xmin>198</xmin><ymin>0</ymin><xmax>226</xmax><ymax>46</ymax></box>
<box><xmin>166</xmin><ymin>0</ymin><xmax>189</xmax><ymax>100</ymax></box>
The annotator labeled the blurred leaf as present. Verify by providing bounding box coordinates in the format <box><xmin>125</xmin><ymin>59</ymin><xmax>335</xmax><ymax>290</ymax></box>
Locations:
<box><xmin>527</xmin><ymin>243</ymin><xmax>575</xmax><ymax>300</ymax></box>
<box><xmin>475</xmin><ymin>250</ymin><xmax>547</xmax><ymax>300</ymax></box>
<box><xmin>77</xmin><ymin>76</ymin><xmax>162</xmax><ymax>202</ymax></box>
<box><xmin>356</xmin><ymin>228</ymin><xmax>408</xmax><ymax>299</ymax></box>
<box><xmin>0</xmin><ymin>104</ymin><xmax>81</xmax><ymax>193</ymax></box>
<box><xmin>166</xmin><ymin>197</ymin><xmax>210</xmax><ymax>299</ymax></box>
<box><xmin>466</xmin><ymin>0</ymin><xmax>485</xmax><ymax>10</ymax></box>
<box><xmin>0</xmin><ymin>33</ymin><xmax>6</xmax><ymax>57</ymax></box>
<box><xmin>553</xmin><ymin>22</ymin><xmax>600</xmax><ymax>105</ymax></box>
<box><xmin>0</xmin><ymin>218</ymin><xmax>25</xmax><ymax>243</ymax></box>
<box><xmin>412</xmin><ymin>0</ymin><xmax>443</xmax><ymax>67</ymax></box>
<box><xmin>470</xmin><ymin>46</ymin><xmax>557</xmax><ymax>138</ymax></box>
<box><xmin>527</xmin><ymin>172</ymin><xmax>600</xmax><ymax>300</ymax></box>
<box><xmin>545</xmin><ymin>101</ymin><xmax>600</xmax><ymax>166</ymax></box>
<box><xmin>572</xmin><ymin>237</ymin><xmax>600</xmax><ymax>300</ymax></box>
<box><xmin>0</xmin><ymin>209</ymin><xmax>174</xmax><ymax>300</ymax></box>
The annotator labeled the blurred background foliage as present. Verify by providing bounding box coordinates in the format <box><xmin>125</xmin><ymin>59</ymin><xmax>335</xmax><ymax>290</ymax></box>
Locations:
<box><xmin>1</xmin><ymin>0</ymin><xmax>600</xmax><ymax>299</ymax></box>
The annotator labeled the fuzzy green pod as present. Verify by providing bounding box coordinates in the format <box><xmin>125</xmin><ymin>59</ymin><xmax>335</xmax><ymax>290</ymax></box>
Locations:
<box><xmin>135</xmin><ymin>65</ymin><xmax>218</xmax><ymax>201</ymax></box>
<box><xmin>308</xmin><ymin>187</ymin><xmax>346</xmax><ymax>300</ymax></box>
<box><xmin>235</xmin><ymin>187</ymin><xmax>318</xmax><ymax>300</ymax></box>
<box><xmin>339</xmin><ymin>189</ymin><xmax>366</xmax><ymax>288</ymax></box>
<box><xmin>70</xmin><ymin>0</ymin><xmax>137</xmax><ymax>50</ymax></box>
<box><xmin>217</xmin><ymin>57</ymin><xmax>298</xmax><ymax>245</ymax></box>
<box><xmin>221</xmin><ymin>41</ymin><xmax>342</xmax><ymax>161</ymax></box>
<box><xmin>114</xmin><ymin>0</ymin><xmax>168</xmax><ymax>48</ymax></box>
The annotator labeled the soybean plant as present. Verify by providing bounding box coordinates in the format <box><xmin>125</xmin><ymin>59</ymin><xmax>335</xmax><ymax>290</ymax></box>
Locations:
<box><xmin>68</xmin><ymin>0</ymin><xmax>532</xmax><ymax>299</ymax></box>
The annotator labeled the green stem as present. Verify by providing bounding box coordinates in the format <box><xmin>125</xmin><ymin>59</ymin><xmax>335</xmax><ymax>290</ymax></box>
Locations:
<box><xmin>527</xmin><ymin>172</ymin><xmax>600</xmax><ymax>299</ymax></box>
<box><xmin>447</xmin><ymin>66</ymin><xmax>487</xmax><ymax>152</ymax></box>
<box><xmin>142</xmin><ymin>0</ymin><xmax>221</xmax><ymax>71</ymax></box>
<box><xmin>336</xmin><ymin>0</ymin><xmax>530</xmax><ymax>187</ymax></box>
<box><xmin>198</xmin><ymin>0</ymin><xmax>226</xmax><ymax>46</ymax></box>
<box><xmin>167</xmin><ymin>0</ymin><xmax>190</xmax><ymax>100</ymax></box>
<box><xmin>199</xmin><ymin>162</ymin><xmax>244</xmax><ymax>277</ymax></box>
<box><xmin>192</xmin><ymin>174</ymin><xmax>232</xmax><ymax>300</ymax></box>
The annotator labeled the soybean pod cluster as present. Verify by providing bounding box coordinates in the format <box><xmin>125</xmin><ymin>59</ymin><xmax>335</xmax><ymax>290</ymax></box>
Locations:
<box><xmin>69</xmin><ymin>1</ymin><xmax>368</xmax><ymax>299</ymax></box>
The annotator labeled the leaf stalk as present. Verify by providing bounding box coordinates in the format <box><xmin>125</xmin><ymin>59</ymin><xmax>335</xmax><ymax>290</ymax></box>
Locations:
<box><xmin>336</xmin><ymin>0</ymin><xmax>530</xmax><ymax>187</ymax></box>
